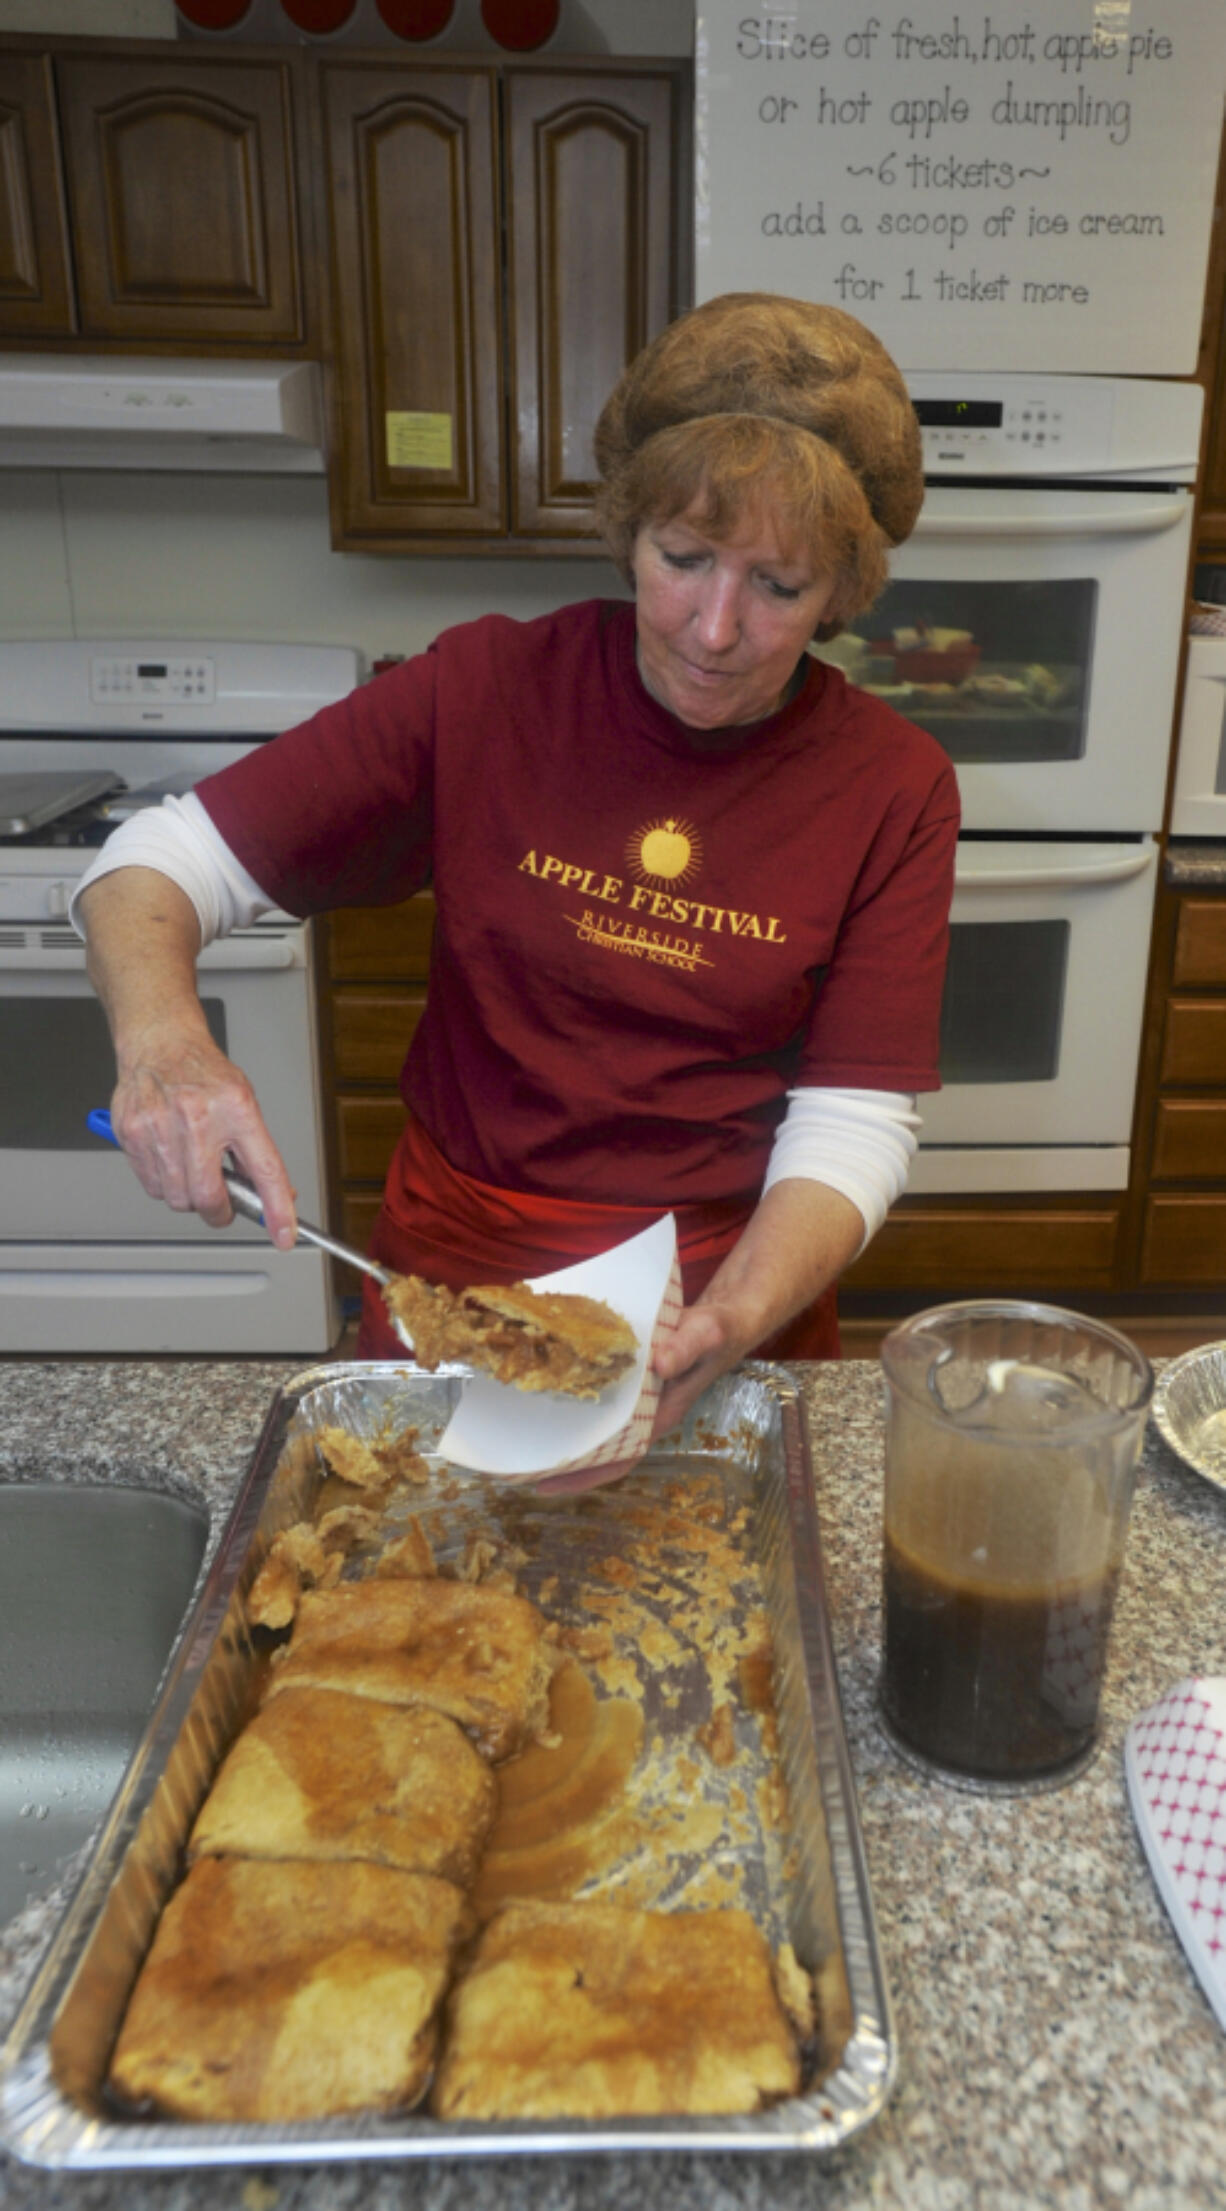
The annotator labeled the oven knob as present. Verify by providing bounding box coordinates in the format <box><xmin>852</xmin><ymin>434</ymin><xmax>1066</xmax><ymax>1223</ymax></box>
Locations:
<box><xmin>45</xmin><ymin>880</ymin><xmax>73</xmax><ymax>919</ymax></box>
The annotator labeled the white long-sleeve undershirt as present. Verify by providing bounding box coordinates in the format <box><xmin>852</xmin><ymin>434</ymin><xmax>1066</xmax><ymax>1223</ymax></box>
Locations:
<box><xmin>71</xmin><ymin>790</ymin><xmax>277</xmax><ymax>940</ymax></box>
<box><xmin>71</xmin><ymin>796</ymin><xmax>921</xmax><ymax>1246</ymax></box>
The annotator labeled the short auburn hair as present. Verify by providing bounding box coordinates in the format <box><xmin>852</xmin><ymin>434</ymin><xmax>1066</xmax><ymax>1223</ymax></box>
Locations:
<box><xmin>594</xmin><ymin>292</ymin><xmax>923</xmax><ymax>637</ymax></box>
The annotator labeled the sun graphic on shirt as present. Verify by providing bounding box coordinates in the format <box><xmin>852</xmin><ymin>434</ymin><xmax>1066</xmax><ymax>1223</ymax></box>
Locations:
<box><xmin>626</xmin><ymin>817</ymin><xmax>703</xmax><ymax>890</ymax></box>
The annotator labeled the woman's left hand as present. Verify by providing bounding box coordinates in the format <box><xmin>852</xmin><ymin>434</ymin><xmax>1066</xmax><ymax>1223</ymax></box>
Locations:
<box><xmin>648</xmin><ymin>1302</ymin><xmax>743</xmax><ymax>1438</ymax></box>
<box><xmin>531</xmin><ymin>1309</ymin><xmax>736</xmax><ymax>1499</ymax></box>
<box><xmin>533</xmin><ymin>1179</ymin><xmax>865</xmax><ymax>1497</ymax></box>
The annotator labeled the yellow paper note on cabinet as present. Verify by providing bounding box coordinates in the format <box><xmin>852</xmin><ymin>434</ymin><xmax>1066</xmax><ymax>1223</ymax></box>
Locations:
<box><xmin>385</xmin><ymin>412</ymin><xmax>453</xmax><ymax>471</ymax></box>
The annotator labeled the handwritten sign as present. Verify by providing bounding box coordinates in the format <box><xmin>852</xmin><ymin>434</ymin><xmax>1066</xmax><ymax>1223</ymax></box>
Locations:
<box><xmin>696</xmin><ymin>1</ymin><xmax>1225</xmax><ymax>371</ymax></box>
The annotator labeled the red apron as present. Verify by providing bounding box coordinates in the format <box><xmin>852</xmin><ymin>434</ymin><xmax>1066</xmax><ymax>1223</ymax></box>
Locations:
<box><xmin>357</xmin><ymin>1115</ymin><xmax>840</xmax><ymax>1362</ymax></box>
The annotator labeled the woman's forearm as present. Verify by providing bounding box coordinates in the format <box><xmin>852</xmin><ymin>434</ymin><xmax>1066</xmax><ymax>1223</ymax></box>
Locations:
<box><xmin>79</xmin><ymin>867</ymin><xmax>208</xmax><ymax>1064</ymax></box>
<box><xmin>650</xmin><ymin>1177</ymin><xmax>866</xmax><ymax>1434</ymax></box>
<box><xmin>695</xmin><ymin>1177</ymin><xmax>864</xmax><ymax>1346</ymax></box>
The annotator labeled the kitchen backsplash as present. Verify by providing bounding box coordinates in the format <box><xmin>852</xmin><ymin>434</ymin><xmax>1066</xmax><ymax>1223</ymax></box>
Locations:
<box><xmin>0</xmin><ymin>469</ymin><xmax>628</xmax><ymax>664</ymax></box>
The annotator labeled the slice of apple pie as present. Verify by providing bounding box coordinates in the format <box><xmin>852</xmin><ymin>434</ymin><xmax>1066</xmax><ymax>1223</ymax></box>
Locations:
<box><xmin>108</xmin><ymin>1856</ymin><xmax>472</xmax><ymax>2123</ymax></box>
<box><xmin>431</xmin><ymin>1898</ymin><xmax>802</xmax><ymax>2119</ymax></box>
<box><xmin>384</xmin><ymin>1275</ymin><xmax>637</xmax><ymax>1400</ymax></box>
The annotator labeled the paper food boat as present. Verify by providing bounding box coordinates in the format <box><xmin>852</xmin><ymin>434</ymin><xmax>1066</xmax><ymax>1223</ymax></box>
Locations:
<box><xmin>436</xmin><ymin>1212</ymin><xmax>682</xmax><ymax>1484</ymax></box>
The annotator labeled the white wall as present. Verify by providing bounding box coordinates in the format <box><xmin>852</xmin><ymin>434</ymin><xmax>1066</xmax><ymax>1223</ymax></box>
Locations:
<box><xmin>0</xmin><ymin>470</ymin><xmax>629</xmax><ymax>659</ymax></box>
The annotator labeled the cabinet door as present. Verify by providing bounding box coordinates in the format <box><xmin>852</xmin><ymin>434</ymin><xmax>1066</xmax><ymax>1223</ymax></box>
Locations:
<box><xmin>0</xmin><ymin>52</ymin><xmax>75</xmax><ymax>337</ymax></box>
<box><xmin>55</xmin><ymin>51</ymin><xmax>304</xmax><ymax>344</ymax></box>
<box><xmin>505</xmin><ymin>66</ymin><xmax>683</xmax><ymax>538</ymax></box>
<box><xmin>321</xmin><ymin>62</ymin><xmax>504</xmax><ymax>543</ymax></box>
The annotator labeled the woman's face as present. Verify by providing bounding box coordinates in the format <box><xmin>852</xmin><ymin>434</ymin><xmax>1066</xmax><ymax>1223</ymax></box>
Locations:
<box><xmin>630</xmin><ymin>502</ymin><xmax>836</xmax><ymax>729</ymax></box>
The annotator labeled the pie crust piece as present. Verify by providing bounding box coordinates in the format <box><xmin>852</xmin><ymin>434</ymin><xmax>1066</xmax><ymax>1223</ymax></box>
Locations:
<box><xmin>263</xmin><ymin>1577</ymin><xmax>556</xmax><ymax>1762</ymax></box>
<box><xmin>187</xmin><ymin>1686</ymin><xmax>496</xmax><ymax>1884</ymax></box>
<box><xmin>384</xmin><ymin>1275</ymin><xmax>637</xmax><ymax>1399</ymax></box>
<box><xmin>432</xmin><ymin>1899</ymin><xmax>802</xmax><ymax>2119</ymax></box>
<box><xmin>108</xmin><ymin>1856</ymin><xmax>473</xmax><ymax>2123</ymax></box>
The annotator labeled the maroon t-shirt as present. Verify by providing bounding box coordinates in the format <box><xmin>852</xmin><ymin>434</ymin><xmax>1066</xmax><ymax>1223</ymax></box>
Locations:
<box><xmin>197</xmin><ymin>601</ymin><xmax>960</xmax><ymax>1208</ymax></box>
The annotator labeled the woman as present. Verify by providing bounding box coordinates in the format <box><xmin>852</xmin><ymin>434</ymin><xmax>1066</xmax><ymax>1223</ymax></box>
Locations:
<box><xmin>75</xmin><ymin>292</ymin><xmax>959</xmax><ymax>1444</ymax></box>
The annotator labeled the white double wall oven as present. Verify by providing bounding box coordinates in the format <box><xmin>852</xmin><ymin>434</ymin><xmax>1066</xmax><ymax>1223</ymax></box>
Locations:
<box><xmin>826</xmin><ymin>371</ymin><xmax>1204</xmax><ymax>1194</ymax></box>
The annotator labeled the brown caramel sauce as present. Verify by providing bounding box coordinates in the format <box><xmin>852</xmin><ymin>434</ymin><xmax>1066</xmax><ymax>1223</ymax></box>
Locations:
<box><xmin>473</xmin><ymin>1660</ymin><xmax>643</xmax><ymax>1915</ymax></box>
<box><xmin>739</xmin><ymin>1642</ymin><xmax>775</xmax><ymax>1713</ymax></box>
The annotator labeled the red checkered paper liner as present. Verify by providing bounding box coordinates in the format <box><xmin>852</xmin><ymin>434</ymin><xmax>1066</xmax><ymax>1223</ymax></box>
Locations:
<box><xmin>1125</xmin><ymin>1676</ymin><xmax>1226</xmax><ymax>2031</ymax></box>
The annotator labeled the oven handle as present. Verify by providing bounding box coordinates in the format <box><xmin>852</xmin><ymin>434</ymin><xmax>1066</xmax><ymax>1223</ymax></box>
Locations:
<box><xmin>0</xmin><ymin>932</ymin><xmax>301</xmax><ymax>973</ymax></box>
<box><xmin>914</xmin><ymin>493</ymin><xmax>1189</xmax><ymax>539</ymax></box>
<box><xmin>954</xmin><ymin>849</ymin><xmax>1155</xmax><ymax>889</ymax></box>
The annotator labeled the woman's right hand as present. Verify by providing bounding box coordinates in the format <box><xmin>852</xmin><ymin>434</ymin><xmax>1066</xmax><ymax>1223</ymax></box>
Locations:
<box><xmin>78</xmin><ymin>868</ymin><xmax>299</xmax><ymax>1250</ymax></box>
<box><xmin>109</xmin><ymin>1027</ymin><xmax>299</xmax><ymax>1249</ymax></box>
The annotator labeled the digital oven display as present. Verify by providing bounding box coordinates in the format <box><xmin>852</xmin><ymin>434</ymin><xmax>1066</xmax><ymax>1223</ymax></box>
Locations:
<box><xmin>913</xmin><ymin>400</ymin><xmax>1003</xmax><ymax>429</ymax></box>
<box><xmin>137</xmin><ymin>663</ymin><xmax>168</xmax><ymax>678</ymax></box>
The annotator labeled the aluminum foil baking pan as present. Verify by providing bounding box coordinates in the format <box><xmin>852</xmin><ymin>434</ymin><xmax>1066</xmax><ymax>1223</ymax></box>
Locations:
<box><xmin>1152</xmin><ymin>1343</ymin><xmax>1226</xmax><ymax>1493</ymax></box>
<box><xmin>0</xmin><ymin>1362</ymin><xmax>895</xmax><ymax>2167</ymax></box>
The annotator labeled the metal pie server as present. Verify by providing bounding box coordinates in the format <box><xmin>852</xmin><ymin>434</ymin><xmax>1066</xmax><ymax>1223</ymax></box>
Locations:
<box><xmin>87</xmin><ymin>1108</ymin><xmax>392</xmax><ymax>1285</ymax></box>
<box><xmin>84</xmin><ymin>1110</ymin><xmax>456</xmax><ymax>1364</ymax></box>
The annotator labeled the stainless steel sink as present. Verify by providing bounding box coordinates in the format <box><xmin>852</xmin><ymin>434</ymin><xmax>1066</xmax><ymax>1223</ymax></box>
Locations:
<box><xmin>0</xmin><ymin>1483</ymin><xmax>208</xmax><ymax>1922</ymax></box>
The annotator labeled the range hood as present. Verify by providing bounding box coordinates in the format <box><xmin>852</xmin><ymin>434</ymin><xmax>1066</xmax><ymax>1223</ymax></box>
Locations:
<box><xmin>0</xmin><ymin>356</ymin><xmax>326</xmax><ymax>472</ymax></box>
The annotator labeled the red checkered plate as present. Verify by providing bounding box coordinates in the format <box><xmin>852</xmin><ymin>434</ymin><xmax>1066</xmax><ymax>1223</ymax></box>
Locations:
<box><xmin>1125</xmin><ymin>1677</ymin><xmax>1226</xmax><ymax>2031</ymax></box>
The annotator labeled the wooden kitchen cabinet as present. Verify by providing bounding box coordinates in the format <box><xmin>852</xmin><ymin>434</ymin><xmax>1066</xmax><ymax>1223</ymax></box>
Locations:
<box><xmin>0</xmin><ymin>36</ymin><xmax>312</xmax><ymax>349</ymax></box>
<box><xmin>317</xmin><ymin>894</ymin><xmax>434</xmax><ymax>1267</ymax></box>
<box><xmin>318</xmin><ymin>53</ymin><xmax>690</xmax><ymax>551</ymax></box>
<box><xmin>503</xmin><ymin>66</ymin><xmax>680</xmax><ymax>537</ymax></box>
<box><xmin>0</xmin><ymin>53</ymin><xmax>75</xmax><ymax>337</ymax></box>
<box><xmin>56</xmin><ymin>49</ymin><xmax>307</xmax><ymax>346</ymax></box>
<box><xmin>1134</xmin><ymin>871</ymin><xmax>1226</xmax><ymax>1290</ymax></box>
<box><xmin>319</xmin><ymin>61</ymin><xmax>504</xmax><ymax>540</ymax></box>
<box><xmin>842</xmin><ymin>1198</ymin><xmax>1123</xmax><ymax>1299</ymax></box>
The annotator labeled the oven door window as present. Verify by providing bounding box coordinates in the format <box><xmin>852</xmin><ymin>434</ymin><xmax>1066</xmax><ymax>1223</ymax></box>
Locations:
<box><xmin>836</xmin><ymin>580</ymin><xmax>1097</xmax><ymax>765</ymax></box>
<box><xmin>938</xmin><ymin>919</ymin><xmax>1069</xmax><ymax>1085</ymax></box>
<box><xmin>0</xmin><ymin>999</ymin><xmax>227</xmax><ymax>1148</ymax></box>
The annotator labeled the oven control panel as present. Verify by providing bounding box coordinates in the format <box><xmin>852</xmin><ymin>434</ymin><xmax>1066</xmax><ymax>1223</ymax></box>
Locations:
<box><xmin>904</xmin><ymin>372</ymin><xmax>1201</xmax><ymax>482</ymax></box>
<box><xmin>89</xmin><ymin>655</ymin><xmax>215</xmax><ymax>705</ymax></box>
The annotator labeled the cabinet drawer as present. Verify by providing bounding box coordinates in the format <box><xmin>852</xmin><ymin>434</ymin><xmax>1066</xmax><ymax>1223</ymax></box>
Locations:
<box><xmin>1140</xmin><ymin>1195</ymin><xmax>1226</xmax><ymax>1284</ymax></box>
<box><xmin>1160</xmin><ymin>1000</ymin><xmax>1226</xmax><ymax>1087</ymax></box>
<box><xmin>336</xmin><ymin>1094</ymin><xmax>407</xmax><ymax>1181</ymax></box>
<box><xmin>328</xmin><ymin>898</ymin><xmax>435</xmax><ymax>981</ymax></box>
<box><xmin>1150</xmin><ymin>1098</ymin><xmax>1226</xmax><ymax>1180</ymax></box>
<box><xmin>843</xmin><ymin>1203</ymin><xmax>1120</xmax><ymax>1293</ymax></box>
<box><xmin>338</xmin><ymin>1191</ymin><xmax>383</xmax><ymax>1258</ymax></box>
<box><xmin>330</xmin><ymin>991</ymin><xmax>426</xmax><ymax>1083</ymax></box>
<box><xmin>1173</xmin><ymin>900</ymin><xmax>1226</xmax><ymax>988</ymax></box>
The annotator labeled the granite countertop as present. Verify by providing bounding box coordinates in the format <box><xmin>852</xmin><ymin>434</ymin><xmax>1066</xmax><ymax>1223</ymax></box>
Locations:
<box><xmin>1164</xmin><ymin>840</ymin><xmax>1226</xmax><ymax>888</ymax></box>
<box><xmin>2</xmin><ymin>1355</ymin><xmax>1225</xmax><ymax>2211</ymax></box>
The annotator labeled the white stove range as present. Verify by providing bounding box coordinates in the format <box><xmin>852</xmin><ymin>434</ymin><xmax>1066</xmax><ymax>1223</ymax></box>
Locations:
<box><xmin>0</xmin><ymin>639</ymin><xmax>360</xmax><ymax>1355</ymax></box>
